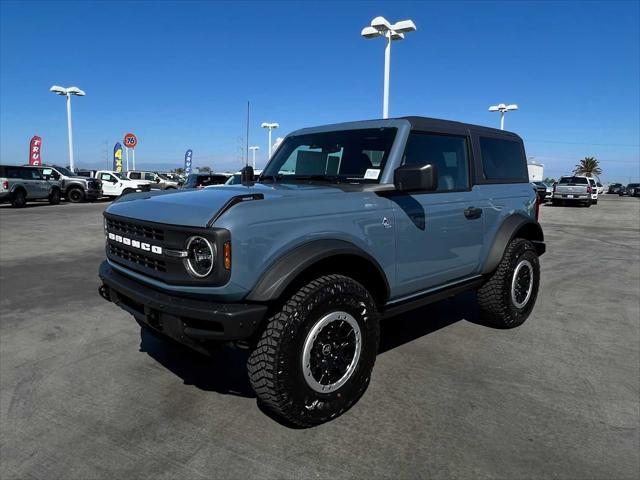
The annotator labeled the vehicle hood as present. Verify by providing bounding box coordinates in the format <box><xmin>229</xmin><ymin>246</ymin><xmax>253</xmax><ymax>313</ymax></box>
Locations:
<box><xmin>104</xmin><ymin>182</ymin><xmax>349</xmax><ymax>227</ymax></box>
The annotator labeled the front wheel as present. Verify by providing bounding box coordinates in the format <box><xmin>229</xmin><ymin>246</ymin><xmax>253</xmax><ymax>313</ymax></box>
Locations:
<box><xmin>248</xmin><ymin>274</ymin><xmax>380</xmax><ymax>427</ymax></box>
<box><xmin>66</xmin><ymin>187</ymin><xmax>84</xmax><ymax>203</ymax></box>
<box><xmin>477</xmin><ymin>238</ymin><xmax>540</xmax><ymax>328</ymax></box>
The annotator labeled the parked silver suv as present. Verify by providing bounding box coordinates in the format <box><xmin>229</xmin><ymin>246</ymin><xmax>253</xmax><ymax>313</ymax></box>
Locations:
<box><xmin>0</xmin><ymin>165</ymin><xmax>62</xmax><ymax>207</ymax></box>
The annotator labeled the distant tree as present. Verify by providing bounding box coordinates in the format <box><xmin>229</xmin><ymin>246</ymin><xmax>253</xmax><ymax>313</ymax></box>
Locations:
<box><xmin>543</xmin><ymin>177</ymin><xmax>556</xmax><ymax>184</ymax></box>
<box><xmin>573</xmin><ymin>157</ymin><xmax>602</xmax><ymax>177</ymax></box>
<box><xmin>196</xmin><ymin>166</ymin><xmax>211</xmax><ymax>173</ymax></box>
<box><xmin>174</xmin><ymin>167</ymin><xmax>184</xmax><ymax>175</ymax></box>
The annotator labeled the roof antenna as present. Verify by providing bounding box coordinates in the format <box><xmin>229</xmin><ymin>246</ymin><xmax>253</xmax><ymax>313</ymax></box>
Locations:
<box><xmin>242</xmin><ymin>101</ymin><xmax>254</xmax><ymax>183</ymax></box>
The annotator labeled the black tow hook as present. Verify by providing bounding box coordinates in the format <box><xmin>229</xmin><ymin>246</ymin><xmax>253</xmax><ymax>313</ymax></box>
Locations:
<box><xmin>98</xmin><ymin>284</ymin><xmax>111</xmax><ymax>302</ymax></box>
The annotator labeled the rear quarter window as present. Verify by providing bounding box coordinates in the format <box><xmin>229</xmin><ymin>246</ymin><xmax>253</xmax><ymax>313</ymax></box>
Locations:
<box><xmin>479</xmin><ymin>137</ymin><xmax>528</xmax><ymax>182</ymax></box>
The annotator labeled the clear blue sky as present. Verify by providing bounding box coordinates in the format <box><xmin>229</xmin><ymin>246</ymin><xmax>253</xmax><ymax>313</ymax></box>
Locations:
<box><xmin>1</xmin><ymin>0</ymin><xmax>638</xmax><ymax>182</ymax></box>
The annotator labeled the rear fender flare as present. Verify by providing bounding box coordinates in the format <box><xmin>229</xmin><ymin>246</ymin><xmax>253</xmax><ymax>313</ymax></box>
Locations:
<box><xmin>481</xmin><ymin>214</ymin><xmax>544</xmax><ymax>275</ymax></box>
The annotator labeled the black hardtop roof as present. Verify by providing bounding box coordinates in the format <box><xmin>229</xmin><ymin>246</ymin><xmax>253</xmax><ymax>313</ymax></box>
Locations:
<box><xmin>400</xmin><ymin>116</ymin><xmax>520</xmax><ymax>139</ymax></box>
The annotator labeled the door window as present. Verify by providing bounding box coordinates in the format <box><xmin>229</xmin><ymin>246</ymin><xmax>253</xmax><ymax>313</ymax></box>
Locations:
<box><xmin>479</xmin><ymin>137</ymin><xmax>527</xmax><ymax>181</ymax></box>
<box><xmin>128</xmin><ymin>172</ymin><xmax>141</xmax><ymax>180</ymax></box>
<box><xmin>100</xmin><ymin>173</ymin><xmax>114</xmax><ymax>182</ymax></box>
<box><xmin>20</xmin><ymin>168</ymin><xmax>43</xmax><ymax>180</ymax></box>
<box><xmin>143</xmin><ymin>173</ymin><xmax>156</xmax><ymax>181</ymax></box>
<box><xmin>402</xmin><ymin>133</ymin><xmax>470</xmax><ymax>192</ymax></box>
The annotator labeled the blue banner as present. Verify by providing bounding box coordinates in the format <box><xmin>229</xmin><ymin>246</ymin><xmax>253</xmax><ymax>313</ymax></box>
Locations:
<box><xmin>113</xmin><ymin>142</ymin><xmax>123</xmax><ymax>172</ymax></box>
<box><xmin>184</xmin><ymin>149</ymin><xmax>193</xmax><ymax>175</ymax></box>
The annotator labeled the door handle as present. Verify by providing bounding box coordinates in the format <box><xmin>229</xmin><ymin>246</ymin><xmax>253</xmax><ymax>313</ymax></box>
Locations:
<box><xmin>464</xmin><ymin>207</ymin><xmax>482</xmax><ymax>219</ymax></box>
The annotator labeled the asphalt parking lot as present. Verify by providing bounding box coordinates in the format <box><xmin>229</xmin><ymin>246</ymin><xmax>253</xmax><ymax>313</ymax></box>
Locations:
<box><xmin>1</xmin><ymin>195</ymin><xmax>638</xmax><ymax>479</ymax></box>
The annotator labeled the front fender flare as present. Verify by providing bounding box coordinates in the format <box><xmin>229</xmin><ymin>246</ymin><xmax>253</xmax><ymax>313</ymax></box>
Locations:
<box><xmin>481</xmin><ymin>214</ymin><xmax>545</xmax><ymax>275</ymax></box>
<box><xmin>246</xmin><ymin>239</ymin><xmax>390</xmax><ymax>302</ymax></box>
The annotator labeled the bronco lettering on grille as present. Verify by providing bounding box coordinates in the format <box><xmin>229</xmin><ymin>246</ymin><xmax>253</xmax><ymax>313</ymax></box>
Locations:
<box><xmin>108</xmin><ymin>232</ymin><xmax>163</xmax><ymax>255</ymax></box>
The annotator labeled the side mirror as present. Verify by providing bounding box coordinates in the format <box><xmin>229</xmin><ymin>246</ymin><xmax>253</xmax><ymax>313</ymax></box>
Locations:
<box><xmin>241</xmin><ymin>165</ymin><xmax>254</xmax><ymax>184</ymax></box>
<box><xmin>155</xmin><ymin>178</ymin><xmax>160</xmax><ymax>183</ymax></box>
<box><xmin>394</xmin><ymin>164</ymin><xmax>438</xmax><ymax>192</ymax></box>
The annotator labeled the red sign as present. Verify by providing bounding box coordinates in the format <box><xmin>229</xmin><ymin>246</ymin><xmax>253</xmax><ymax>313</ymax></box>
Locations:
<box><xmin>123</xmin><ymin>133</ymin><xmax>138</xmax><ymax>149</ymax></box>
<box><xmin>29</xmin><ymin>135</ymin><xmax>42</xmax><ymax>165</ymax></box>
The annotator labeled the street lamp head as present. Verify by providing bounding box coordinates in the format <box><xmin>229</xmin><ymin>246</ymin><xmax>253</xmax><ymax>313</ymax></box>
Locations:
<box><xmin>371</xmin><ymin>16</ymin><xmax>392</xmax><ymax>32</ymax></box>
<box><xmin>361</xmin><ymin>26</ymin><xmax>382</xmax><ymax>38</ymax></box>
<box><xmin>390</xmin><ymin>32</ymin><xmax>405</xmax><ymax>41</ymax></box>
<box><xmin>261</xmin><ymin>122</ymin><xmax>279</xmax><ymax>129</ymax></box>
<box><xmin>66</xmin><ymin>87</ymin><xmax>86</xmax><ymax>96</ymax></box>
<box><xmin>488</xmin><ymin>105</ymin><xmax>500</xmax><ymax>112</ymax></box>
<box><xmin>505</xmin><ymin>104</ymin><xmax>518</xmax><ymax>111</ymax></box>
<box><xmin>489</xmin><ymin>103</ymin><xmax>518</xmax><ymax>113</ymax></box>
<box><xmin>50</xmin><ymin>85</ymin><xmax>67</xmax><ymax>95</ymax></box>
<box><xmin>390</xmin><ymin>19</ymin><xmax>417</xmax><ymax>33</ymax></box>
<box><xmin>249</xmin><ymin>146</ymin><xmax>260</xmax><ymax>150</ymax></box>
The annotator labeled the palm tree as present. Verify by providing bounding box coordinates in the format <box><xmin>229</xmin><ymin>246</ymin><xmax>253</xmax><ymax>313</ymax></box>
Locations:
<box><xmin>573</xmin><ymin>157</ymin><xmax>602</xmax><ymax>177</ymax></box>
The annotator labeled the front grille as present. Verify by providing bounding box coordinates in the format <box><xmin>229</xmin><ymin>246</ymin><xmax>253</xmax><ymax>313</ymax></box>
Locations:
<box><xmin>109</xmin><ymin>244</ymin><xmax>166</xmax><ymax>272</ymax></box>
<box><xmin>106</xmin><ymin>218</ymin><xmax>164</xmax><ymax>241</ymax></box>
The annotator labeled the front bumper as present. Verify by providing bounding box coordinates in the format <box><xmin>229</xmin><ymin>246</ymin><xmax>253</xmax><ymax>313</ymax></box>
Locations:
<box><xmin>86</xmin><ymin>188</ymin><xmax>103</xmax><ymax>200</ymax></box>
<box><xmin>99</xmin><ymin>261</ymin><xmax>267</xmax><ymax>351</ymax></box>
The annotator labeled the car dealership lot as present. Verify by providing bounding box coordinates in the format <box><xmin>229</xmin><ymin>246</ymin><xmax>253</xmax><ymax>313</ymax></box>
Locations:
<box><xmin>1</xmin><ymin>196</ymin><xmax>638</xmax><ymax>479</ymax></box>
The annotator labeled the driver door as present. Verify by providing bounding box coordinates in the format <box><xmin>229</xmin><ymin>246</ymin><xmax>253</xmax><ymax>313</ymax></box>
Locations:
<box><xmin>99</xmin><ymin>173</ymin><xmax>117</xmax><ymax>196</ymax></box>
<box><xmin>393</xmin><ymin>131</ymin><xmax>484</xmax><ymax>297</ymax></box>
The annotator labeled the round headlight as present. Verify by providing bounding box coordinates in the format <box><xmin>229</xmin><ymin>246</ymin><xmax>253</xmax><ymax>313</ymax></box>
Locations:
<box><xmin>184</xmin><ymin>236</ymin><xmax>215</xmax><ymax>278</ymax></box>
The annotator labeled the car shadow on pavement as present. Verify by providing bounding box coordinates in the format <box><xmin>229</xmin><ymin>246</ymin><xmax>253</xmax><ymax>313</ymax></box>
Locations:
<box><xmin>379</xmin><ymin>290</ymin><xmax>480</xmax><ymax>353</ymax></box>
<box><xmin>137</xmin><ymin>290</ymin><xmax>482</xmax><ymax>403</ymax></box>
<box><xmin>138</xmin><ymin>327</ymin><xmax>255</xmax><ymax>398</ymax></box>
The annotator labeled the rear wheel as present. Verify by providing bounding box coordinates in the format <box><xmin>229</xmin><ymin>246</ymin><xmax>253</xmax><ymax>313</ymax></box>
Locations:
<box><xmin>11</xmin><ymin>189</ymin><xmax>26</xmax><ymax>208</ymax></box>
<box><xmin>477</xmin><ymin>238</ymin><xmax>540</xmax><ymax>328</ymax></box>
<box><xmin>248</xmin><ymin>274</ymin><xmax>379</xmax><ymax>427</ymax></box>
<box><xmin>120</xmin><ymin>188</ymin><xmax>135</xmax><ymax>197</ymax></box>
<box><xmin>49</xmin><ymin>188</ymin><xmax>61</xmax><ymax>205</ymax></box>
<box><xmin>67</xmin><ymin>187</ymin><xmax>84</xmax><ymax>203</ymax></box>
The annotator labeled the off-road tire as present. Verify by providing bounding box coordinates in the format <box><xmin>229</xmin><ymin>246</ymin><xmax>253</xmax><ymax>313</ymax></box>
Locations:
<box><xmin>49</xmin><ymin>188</ymin><xmax>61</xmax><ymax>205</ymax></box>
<box><xmin>477</xmin><ymin>238</ymin><xmax>540</xmax><ymax>328</ymax></box>
<box><xmin>120</xmin><ymin>188</ymin><xmax>135</xmax><ymax>197</ymax></box>
<box><xmin>11</xmin><ymin>189</ymin><xmax>26</xmax><ymax>208</ymax></box>
<box><xmin>67</xmin><ymin>187</ymin><xmax>84</xmax><ymax>203</ymax></box>
<box><xmin>247</xmin><ymin>274</ymin><xmax>379</xmax><ymax>427</ymax></box>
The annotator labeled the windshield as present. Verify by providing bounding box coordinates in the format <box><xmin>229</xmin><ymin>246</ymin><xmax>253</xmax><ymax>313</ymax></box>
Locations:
<box><xmin>54</xmin><ymin>166</ymin><xmax>75</xmax><ymax>176</ymax></box>
<box><xmin>628</xmin><ymin>183</ymin><xmax>640</xmax><ymax>188</ymax></box>
<box><xmin>261</xmin><ymin>128</ymin><xmax>397</xmax><ymax>184</ymax></box>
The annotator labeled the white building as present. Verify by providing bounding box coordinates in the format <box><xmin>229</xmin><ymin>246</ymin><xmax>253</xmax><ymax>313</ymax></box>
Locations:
<box><xmin>527</xmin><ymin>163</ymin><xmax>544</xmax><ymax>182</ymax></box>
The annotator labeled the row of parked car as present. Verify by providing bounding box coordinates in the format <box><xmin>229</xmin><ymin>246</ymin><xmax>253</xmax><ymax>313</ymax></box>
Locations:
<box><xmin>606</xmin><ymin>183</ymin><xmax>640</xmax><ymax>197</ymax></box>
<box><xmin>0</xmin><ymin>163</ymin><xmax>263</xmax><ymax>208</ymax></box>
<box><xmin>530</xmin><ymin>177</ymin><xmax>639</xmax><ymax>208</ymax></box>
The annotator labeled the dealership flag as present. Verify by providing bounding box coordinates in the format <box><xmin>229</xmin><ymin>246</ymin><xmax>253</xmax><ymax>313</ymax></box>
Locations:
<box><xmin>113</xmin><ymin>142</ymin><xmax>123</xmax><ymax>172</ymax></box>
<box><xmin>29</xmin><ymin>136</ymin><xmax>42</xmax><ymax>165</ymax></box>
<box><xmin>184</xmin><ymin>149</ymin><xmax>193</xmax><ymax>175</ymax></box>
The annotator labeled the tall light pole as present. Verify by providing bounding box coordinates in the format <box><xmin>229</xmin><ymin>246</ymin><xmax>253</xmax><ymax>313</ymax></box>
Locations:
<box><xmin>261</xmin><ymin>122</ymin><xmax>279</xmax><ymax>160</ymax></box>
<box><xmin>489</xmin><ymin>103</ymin><xmax>518</xmax><ymax>130</ymax></box>
<box><xmin>50</xmin><ymin>85</ymin><xmax>85</xmax><ymax>172</ymax></box>
<box><xmin>249</xmin><ymin>146</ymin><xmax>259</xmax><ymax>168</ymax></box>
<box><xmin>361</xmin><ymin>16</ymin><xmax>416</xmax><ymax>119</ymax></box>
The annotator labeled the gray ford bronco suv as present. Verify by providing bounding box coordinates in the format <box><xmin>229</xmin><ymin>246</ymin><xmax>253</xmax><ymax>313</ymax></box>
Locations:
<box><xmin>98</xmin><ymin>117</ymin><xmax>545</xmax><ymax>426</ymax></box>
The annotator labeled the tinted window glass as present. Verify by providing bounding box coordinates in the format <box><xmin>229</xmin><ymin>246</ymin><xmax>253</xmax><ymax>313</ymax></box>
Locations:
<box><xmin>402</xmin><ymin>133</ymin><xmax>469</xmax><ymax>192</ymax></box>
<box><xmin>559</xmin><ymin>176</ymin><xmax>588</xmax><ymax>185</ymax></box>
<box><xmin>263</xmin><ymin>128</ymin><xmax>396</xmax><ymax>183</ymax></box>
<box><xmin>143</xmin><ymin>173</ymin><xmax>156</xmax><ymax>181</ymax></box>
<box><xmin>480</xmin><ymin>137</ymin><xmax>527</xmax><ymax>180</ymax></box>
<box><xmin>129</xmin><ymin>172</ymin><xmax>141</xmax><ymax>180</ymax></box>
<box><xmin>20</xmin><ymin>168</ymin><xmax>42</xmax><ymax>180</ymax></box>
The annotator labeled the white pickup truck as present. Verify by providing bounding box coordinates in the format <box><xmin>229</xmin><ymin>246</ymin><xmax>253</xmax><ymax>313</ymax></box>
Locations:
<box><xmin>76</xmin><ymin>170</ymin><xmax>149</xmax><ymax>198</ymax></box>
<box><xmin>551</xmin><ymin>175</ymin><xmax>594</xmax><ymax>207</ymax></box>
